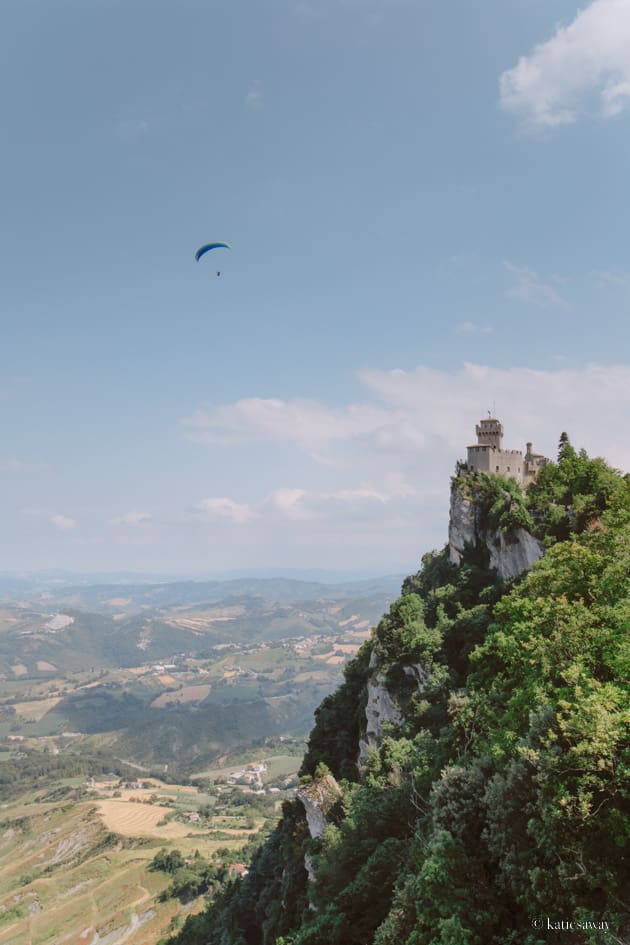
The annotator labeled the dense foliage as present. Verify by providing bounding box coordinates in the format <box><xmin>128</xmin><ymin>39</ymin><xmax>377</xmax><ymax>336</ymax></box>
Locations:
<box><xmin>169</xmin><ymin>441</ymin><xmax>629</xmax><ymax>945</ymax></box>
<box><xmin>0</xmin><ymin>746</ymin><xmax>160</xmax><ymax>799</ymax></box>
<box><xmin>151</xmin><ymin>848</ymin><xmax>229</xmax><ymax>903</ymax></box>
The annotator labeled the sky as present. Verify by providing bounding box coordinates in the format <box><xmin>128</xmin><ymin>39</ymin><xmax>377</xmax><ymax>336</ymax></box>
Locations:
<box><xmin>2</xmin><ymin>0</ymin><xmax>630</xmax><ymax>575</ymax></box>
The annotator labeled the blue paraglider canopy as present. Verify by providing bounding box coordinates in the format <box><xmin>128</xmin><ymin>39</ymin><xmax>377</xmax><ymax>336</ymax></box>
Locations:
<box><xmin>195</xmin><ymin>241</ymin><xmax>232</xmax><ymax>262</ymax></box>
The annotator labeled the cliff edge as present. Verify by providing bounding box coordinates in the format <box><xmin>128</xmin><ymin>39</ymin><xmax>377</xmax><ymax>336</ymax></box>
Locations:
<box><xmin>448</xmin><ymin>473</ymin><xmax>544</xmax><ymax>580</ymax></box>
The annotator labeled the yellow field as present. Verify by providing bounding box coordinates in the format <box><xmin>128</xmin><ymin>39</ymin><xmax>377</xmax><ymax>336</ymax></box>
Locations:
<box><xmin>166</xmin><ymin>605</ymin><xmax>246</xmax><ymax>630</ymax></box>
<box><xmin>165</xmin><ymin>617</ymin><xmax>208</xmax><ymax>630</ymax></box>
<box><xmin>151</xmin><ymin>684</ymin><xmax>211</xmax><ymax>708</ymax></box>
<box><xmin>95</xmin><ymin>800</ymin><xmax>202</xmax><ymax>839</ymax></box>
<box><xmin>14</xmin><ymin>697</ymin><xmax>61</xmax><ymax>721</ymax></box>
<box><xmin>36</xmin><ymin>661</ymin><xmax>57</xmax><ymax>672</ymax></box>
<box><xmin>10</xmin><ymin>664</ymin><xmax>28</xmax><ymax>676</ymax></box>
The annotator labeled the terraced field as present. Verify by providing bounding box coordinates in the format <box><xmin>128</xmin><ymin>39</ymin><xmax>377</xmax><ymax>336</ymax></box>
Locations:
<box><xmin>0</xmin><ymin>778</ymin><xmax>249</xmax><ymax>945</ymax></box>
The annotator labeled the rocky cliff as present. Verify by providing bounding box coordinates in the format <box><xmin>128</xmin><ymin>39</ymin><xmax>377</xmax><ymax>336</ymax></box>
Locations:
<box><xmin>358</xmin><ymin>650</ymin><xmax>429</xmax><ymax>763</ymax></box>
<box><xmin>297</xmin><ymin>773</ymin><xmax>343</xmax><ymax>840</ymax></box>
<box><xmin>448</xmin><ymin>478</ymin><xmax>544</xmax><ymax>580</ymax></box>
<box><xmin>357</xmin><ymin>651</ymin><xmax>403</xmax><ymax>763</ymax></box>
<box><xmin>168</xmin><ymin>444</ymin><xmax>630</xmax><ymax>945</ymax></box>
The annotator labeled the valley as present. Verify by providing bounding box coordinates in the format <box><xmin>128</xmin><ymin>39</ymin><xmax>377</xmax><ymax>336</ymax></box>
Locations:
<box><xmin>0</xmin><ymin>575</ymin><xmax>400</xmax><ymax>945</ymax></box>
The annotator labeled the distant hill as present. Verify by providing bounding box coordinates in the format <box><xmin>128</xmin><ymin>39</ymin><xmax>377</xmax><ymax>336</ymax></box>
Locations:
<box><xmin>0</xmin><ymin>575</ymin><xmax>402</xmax><ymax>674</ymax></box>
<box><xmin>3</xmin><ymin>574</ymin><xmax>404</xmax><ymax>614</ymax></box>
<box><xmin>0</xmin><ymin>574</ymin><xmax>403</xmax><ymax>773</ymax></box>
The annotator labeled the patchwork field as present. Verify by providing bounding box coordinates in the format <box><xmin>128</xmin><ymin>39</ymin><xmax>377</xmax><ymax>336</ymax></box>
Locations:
<box><xmin>0</xmin><ymin>775</ymin><xmax>258</xmax><ymax>945</ymax></box>
<box><xmin>11</xmin><ymin>698</ymin><xmax>62</xmax><ymax>722</ymax></box>
<box><xmin>0</xmin><ymin>573</ymin><xmax>400</xmax><ymax>945</ymax></box>
<box><xmin>151</xmin><ymin>684</ymin><xmax>212</xmax><ymax>708</ymax></box>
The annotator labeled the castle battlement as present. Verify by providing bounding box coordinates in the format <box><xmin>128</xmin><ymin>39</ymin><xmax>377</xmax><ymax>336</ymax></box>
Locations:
<box><xmin>464</xmin><ymin>417</ymin><xmax>547</xmax><ymax>486</ymax></box>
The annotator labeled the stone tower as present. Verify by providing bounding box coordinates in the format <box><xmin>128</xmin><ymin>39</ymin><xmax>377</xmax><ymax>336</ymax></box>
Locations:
<box><xmin>475</xmin><ymin>417</ymin><xmax>503</xmax><ymax>449</ymax></box>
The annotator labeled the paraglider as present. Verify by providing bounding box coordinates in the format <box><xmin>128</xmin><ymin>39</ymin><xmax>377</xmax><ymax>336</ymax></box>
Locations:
<box><xmin>195</xmin><ymin>242</ymin><xmax>231</xmax><ymax>263</ymax></box>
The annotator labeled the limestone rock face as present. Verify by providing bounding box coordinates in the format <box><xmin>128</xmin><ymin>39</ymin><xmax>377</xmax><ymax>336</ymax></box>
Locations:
<box><xmin>297</xmin><ymin>773</ymin><xmax>343</xmax><ymax>840</ymax></box>
<box><xmin>448</xmin><ymin>482</ymin><xmax>544</xmax><ymax>581</ymax></box>
<box><xmin>358</xmin><ymin>671</ymin><xmax>403</xmax><ymax>764</ymax></box>
<box><xmin>358</xmin><ymin>654</ymin><xmax>429</xmax><ymax>764</ymax></box>
<box><xmin>487</xmin><ymin>526</ymin><xmax>545</xmax><ymax>581</ymax></box>
<box><xmin>297</xmin><ymin>773</ymin><xmax>344</xmax><ymax>911</ymax></box>
<box><xmin>448</xmin><ymin>487</ymin><xmax>479</xmax><ymax>567</ymax></box>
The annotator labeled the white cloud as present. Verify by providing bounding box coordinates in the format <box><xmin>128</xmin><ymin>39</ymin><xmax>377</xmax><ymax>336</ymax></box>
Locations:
<box><xmin>503</xmin><ymin>261</ymin><xmax>568</xmax><ymax>308</ymax></box>
<box><xmin>110</xmin><ymin>511</ymin><xmax>152</xmax><ymax>527</ymax></box>
<box><xmin>179</xmin><ymin>361</ymin><xmax>630</xmax><ymax>567</ymax></box>
<box><xmin>245</xmin><ymin>79</ymin><xmax>263</xmax><ymax>107</ymax></box>
<box><xmin>358</xmin><ymin>362</ymin><xmax>630</xmax><ymax>470</ymax></box>
<box><xmin>183</xmin><ymin>362</ymin><xmax>630</xmax><ymax>472</ymax></box>
<box><xmin>268</xmin><ymin>474</ymin><xmax>416</xmax><ymax>522</ymax></box>
<box><xmin>194</xmin><ymin>497</ymin><xmax>256</xmax><ymax>525</ymax></box>
<box><xmin>183</xmin><ymin>397</ymin><xmax>395</xmax><ymax>458</ymax></box>
<box><xmin>50</xmin><ymin>514</ymin><xmax>76</xmax><ymax>531</ymax></box>
<box><xmin>500</xmin><ymin>0</ymin><xmax>630</xmax><ymax>128</ymax></box>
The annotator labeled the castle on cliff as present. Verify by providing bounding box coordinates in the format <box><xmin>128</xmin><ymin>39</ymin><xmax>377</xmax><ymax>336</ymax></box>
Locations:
<box><xmin>464</xmin><ymin>416</ymin><xmax>547</xmax><ymax>486</ymax></box>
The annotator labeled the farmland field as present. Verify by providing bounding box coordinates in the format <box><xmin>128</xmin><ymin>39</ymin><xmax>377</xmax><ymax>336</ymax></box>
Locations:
<box><xmin>95</xmin><ymin>799</ymin><xmax>194</xmax><ymax>838</ymax></box>
<box><xmin>0</xmin><ymin>774</ymin><xmax>261</xmax><ymax>945</ymax></box>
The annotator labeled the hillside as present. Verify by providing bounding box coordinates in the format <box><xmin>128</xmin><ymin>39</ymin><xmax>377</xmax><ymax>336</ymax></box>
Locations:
<box><xmin>0</xmin><ymin>577</ymin><xmax>401</xmax><ymax>675</ymax></box>
<box><xmin>0</xmin><ymin>577</ymin><xmax>400</xmax><ymax>775</ymax></box>
<box><xmin>0</xmin><ymin>771</ymin><xmax>275</xmax><ymax>945</ymax></box>
<box><xmin>169</xmin><ymin>438</ymin><xmax>630</xmax><ymax>945</ymax></box>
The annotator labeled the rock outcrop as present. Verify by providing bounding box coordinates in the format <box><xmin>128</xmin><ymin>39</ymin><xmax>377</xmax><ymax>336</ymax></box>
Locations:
<box><xmin>358</xmin><ymin>670</ymin><xmax>403</xmax><ymax>763</ymax></box>
<box><xmin>297</xmin><ymin>773</ymin><xmax>343</xmax><ymax>840</ymax></box>
<box><xmin>297</xmin><ymin>773</ymin><xmax>344</xmax><ymax>911</ymax></box>
<box><xmin>486</xmin><ymin>526</ymin><xmax>545</xmax><ymax>581</ymax></box>
<box><xmin>358</xmin><ymin>652</ymin><xmax>428</xmax><ymax>763</ymax></box>
<box><xmin>448</xmin><ymin>482</ymin><xmax>544</xmax><ymax>581</ymax></box>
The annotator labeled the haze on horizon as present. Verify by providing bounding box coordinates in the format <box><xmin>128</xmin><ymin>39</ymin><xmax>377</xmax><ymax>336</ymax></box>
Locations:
<box><xmin>2</xmin><ymin>0</ymin><xmax>630</xmax><ymax>574</ymax></box>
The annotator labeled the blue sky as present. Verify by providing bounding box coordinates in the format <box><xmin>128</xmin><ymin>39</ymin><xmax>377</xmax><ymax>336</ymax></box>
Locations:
<box><xmin>2</xmin><ymin>0</ymin><xmax>630</xmax><ymax>574</ymax></box>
